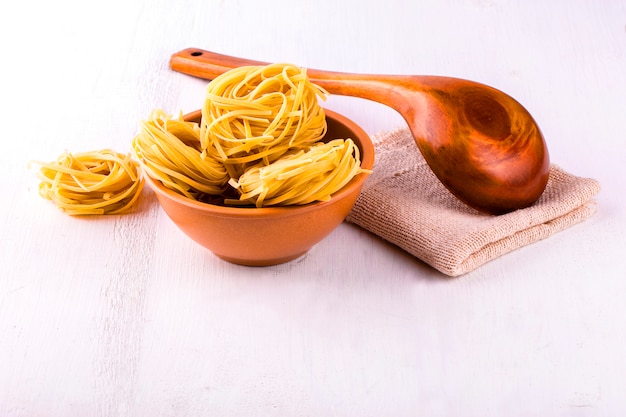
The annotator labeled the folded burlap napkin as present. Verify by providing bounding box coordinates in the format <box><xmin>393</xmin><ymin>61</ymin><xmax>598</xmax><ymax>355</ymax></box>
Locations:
<box><xmin>346</xmin><ymin>127</ymin><xmax>601</xmax><ymax>277</ymax></box>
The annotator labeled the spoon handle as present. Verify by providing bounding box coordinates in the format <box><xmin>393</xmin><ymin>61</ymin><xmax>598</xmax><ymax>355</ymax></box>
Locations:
<box><xmin>169</xmin><ymin>48</ymin><xmax>416</xmax><ymax>111</ymax></box>
<box><xmin>169</xmin><ymin>48</ymin><xmax>265</xmax><ymax>79</ymax></box>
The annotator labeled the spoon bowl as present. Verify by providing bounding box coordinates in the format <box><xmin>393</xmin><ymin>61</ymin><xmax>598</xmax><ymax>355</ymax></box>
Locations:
<box><xmin>170</xmin><ymin>48</ymin><xmax>550</xmax><ymax>214</ymax></box>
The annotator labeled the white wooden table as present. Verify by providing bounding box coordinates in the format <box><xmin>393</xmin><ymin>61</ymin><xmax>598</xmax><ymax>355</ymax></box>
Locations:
<box><xmin>2</xmin><ymin>0</ymin><xmax>625</xmax><ymax>415</ymax></box>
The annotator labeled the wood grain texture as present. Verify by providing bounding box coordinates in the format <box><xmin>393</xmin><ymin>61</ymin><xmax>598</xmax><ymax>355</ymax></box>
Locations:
<box><xmin>1</xmin><ymin>0</ymin><xmax>625</xmax><ymax>416</ymax></box>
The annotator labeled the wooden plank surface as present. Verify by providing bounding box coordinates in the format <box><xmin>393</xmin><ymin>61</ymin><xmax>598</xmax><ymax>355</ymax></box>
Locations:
<box><xmin>1</xmin><ymin>0</ymin><xmax>625</xmax><ymax>415</ymax></box>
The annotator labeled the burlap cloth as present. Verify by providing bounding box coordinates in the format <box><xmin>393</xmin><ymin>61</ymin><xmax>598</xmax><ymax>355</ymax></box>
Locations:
<box><xmin>346</xmin><ymin>127</ymin><xmax>601</xmax><ymax>277</ymax></box>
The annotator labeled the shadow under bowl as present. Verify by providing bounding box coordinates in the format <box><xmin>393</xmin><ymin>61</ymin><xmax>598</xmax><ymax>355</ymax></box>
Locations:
<box><xmin>144</xmin><ymin>108</ymin><xmax>375</xmax><ymax>266</ymax></box>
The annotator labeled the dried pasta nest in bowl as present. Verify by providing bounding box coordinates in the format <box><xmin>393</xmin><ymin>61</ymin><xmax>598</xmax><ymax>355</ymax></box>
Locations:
<box><xmin>132</xmin><ymin>62</ymin><xmax>371</xmax><ymax>209</ymax></box>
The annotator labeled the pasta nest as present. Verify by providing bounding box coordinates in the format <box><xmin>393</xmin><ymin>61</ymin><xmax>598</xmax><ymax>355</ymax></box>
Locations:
<box><xmin>200</xmin><ymin>63</ymin><xmax>328</xmax><ymax>179</ymax></box>
<box><xmin>131</xmin><ymin>110</ymin><xmax>230</xmax><ymax>200</ymax></box>
<box><xmin>32</xmin><ymin>149</ymin><xmax>144</xmax><ymax>215</ymax></box>
<box><xmin>229</xmin><ymin>138</ymin><xmax>366</xmax><ymax>208</ymax></box>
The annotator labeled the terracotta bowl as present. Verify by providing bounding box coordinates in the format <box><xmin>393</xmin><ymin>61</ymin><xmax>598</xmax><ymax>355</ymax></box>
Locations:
<box><xmin>145</xmin><ymin>108</ymin><xmax>375</xmax><ymax>266</ymax></box>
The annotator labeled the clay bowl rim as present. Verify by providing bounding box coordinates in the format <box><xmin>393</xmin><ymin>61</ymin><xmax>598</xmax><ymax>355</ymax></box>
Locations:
<box><xmin>144</xmin><ymin>107</ymin><xmax>375</xmax><ymax>219</ymax></box>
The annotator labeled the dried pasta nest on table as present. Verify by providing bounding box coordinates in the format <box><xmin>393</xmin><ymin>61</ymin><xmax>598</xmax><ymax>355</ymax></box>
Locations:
<box><xmin>32</xmin><ymin>149</ymin><xmax>144</xmax><ymax>215</ymax></box>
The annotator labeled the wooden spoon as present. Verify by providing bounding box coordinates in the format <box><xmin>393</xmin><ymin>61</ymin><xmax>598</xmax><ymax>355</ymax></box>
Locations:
<box><xmin>170</xmin><ymin>48</ymin><xmax>550</xmax><ymax>214</ymax></box>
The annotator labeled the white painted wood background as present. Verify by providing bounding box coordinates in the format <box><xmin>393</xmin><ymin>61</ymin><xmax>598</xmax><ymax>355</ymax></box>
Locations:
<box><xmin>1</xmin><ymin>0</ymin><xmax>625</xmax><ymax>415</ymax></box>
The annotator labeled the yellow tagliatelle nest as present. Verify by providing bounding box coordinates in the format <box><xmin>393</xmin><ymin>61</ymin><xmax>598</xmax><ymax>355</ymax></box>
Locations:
<box><xmin>33</xmin><ymin>149</ymin><xmax>144</xmax><ymax>215</ymax></box>
<box><xmin>131</xmin><ymin>109</ymin><xmax>229</xmax><ymax>200</ymax></box>
<box><xmin>201</xmin><ymin>63</ymin><xmax>328</xmax><ymax>179</ymax></box>
<box><xmin>229</xmin><ymin>139</ymin><xmax>365</xmax><ymax>207</ymax></box>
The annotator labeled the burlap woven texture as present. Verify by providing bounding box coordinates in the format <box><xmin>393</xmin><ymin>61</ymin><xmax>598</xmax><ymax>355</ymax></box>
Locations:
<box><xmin>346</xmin><ymin>127</ymin><xmax>601</xmax><ymax>277</ymax></box>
